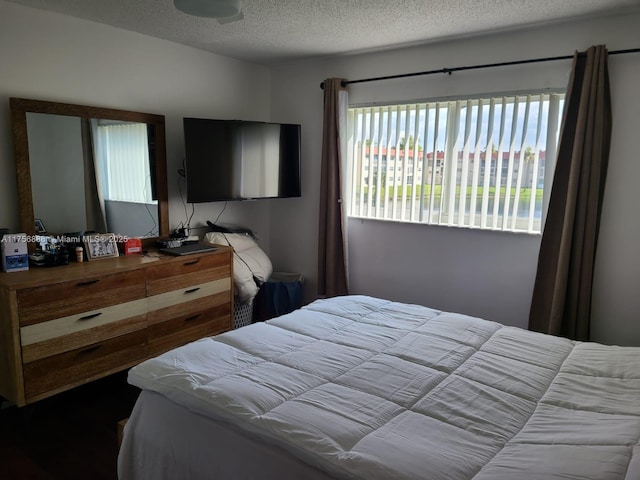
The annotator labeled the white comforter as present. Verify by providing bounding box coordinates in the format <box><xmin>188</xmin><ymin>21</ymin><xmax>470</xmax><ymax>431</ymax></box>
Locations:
<box><xmin>128</xmin><ymin>295</ymin><xmax>640</xmax><ymax>480</ymax></box>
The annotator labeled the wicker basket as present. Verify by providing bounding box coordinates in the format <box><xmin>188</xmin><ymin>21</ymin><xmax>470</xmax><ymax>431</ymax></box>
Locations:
<box><xmin>233</xmin><ymin>298</ymin><xmax>253</xmax><ymax>329</ymax></box>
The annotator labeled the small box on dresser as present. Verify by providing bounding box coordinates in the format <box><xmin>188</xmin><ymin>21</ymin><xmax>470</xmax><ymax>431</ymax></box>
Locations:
<box><xmin>1</xmin><ymin>233</ymin><xmax>29</xmax><ymax>272</ymax></box>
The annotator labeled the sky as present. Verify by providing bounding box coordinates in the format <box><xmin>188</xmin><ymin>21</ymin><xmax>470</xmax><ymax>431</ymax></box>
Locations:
<box><xmin>353</xmin><ymin>93</ymin><xmax>565</xmax><ymax>154</ymax></box>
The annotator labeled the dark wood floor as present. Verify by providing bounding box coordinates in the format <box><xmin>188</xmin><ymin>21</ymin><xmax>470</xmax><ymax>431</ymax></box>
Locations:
<box><xmin>0</xmin><ymin>372</ymin><xmax>140</xmax><ymax>480</ymax></box>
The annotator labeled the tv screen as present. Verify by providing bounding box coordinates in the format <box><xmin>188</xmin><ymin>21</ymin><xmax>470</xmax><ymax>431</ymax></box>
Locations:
<box><xmin>183</xmin><ymin>118</ymin><xmax>301</xmax><ymax>202</ymax></box>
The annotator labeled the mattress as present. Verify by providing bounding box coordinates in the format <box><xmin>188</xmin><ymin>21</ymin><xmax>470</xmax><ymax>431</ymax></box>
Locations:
<box><xmin>119</xmin><ymin>295</ymin><xmax>640</xmax><ymax>480</ymax></box>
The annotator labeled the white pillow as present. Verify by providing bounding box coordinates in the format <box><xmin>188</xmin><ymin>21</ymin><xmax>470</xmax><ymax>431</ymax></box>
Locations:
<box><xmin>204</xmin><ymin>232</ymin><xmax>272</xmax><ymax>304</ymax></box>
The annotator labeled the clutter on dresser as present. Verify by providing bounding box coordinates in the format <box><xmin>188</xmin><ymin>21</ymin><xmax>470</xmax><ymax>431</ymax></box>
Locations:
<box><xmin>65</xmin><ymin>231</ymin><xmax>130</xmax><ymax>261</ymax></box>
<box><xmin>27</xmin><ymin>234</ymin><xmax>69</xmax><ymax>267</ymax></box>
<box><xmin>156</xmin><ymin>226</ymin><xmax>200</xmax><ymax>250</ymax></box>
<box><xmin>63</xmin><ymin>232</ymin><xmax>87</xmax><ymax>261</ymax></box>
<box><xmin>120</xmin><ymin>237</ymin><xmax>143</xmax><ymax>255</ymax></box>
<box><xmin>1</xmin><ymin>233</ymin><xmax>29</xmax><ymax>272</ymax></box>
<box><xmin>83</xmin><ymin>233</ymin><xmax>120</xmax><ymax>261</ymax></box>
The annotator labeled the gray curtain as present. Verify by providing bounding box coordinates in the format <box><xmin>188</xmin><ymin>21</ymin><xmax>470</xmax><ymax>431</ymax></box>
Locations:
<box><xmin>528</xmin><ymin>45</ymin><xmax>612</xmax><ymax>340</ymax></box>
<box><xmin>318</xmin><ymin>78</ymin><xmax>349</xmax><ymax>297</ymax></box>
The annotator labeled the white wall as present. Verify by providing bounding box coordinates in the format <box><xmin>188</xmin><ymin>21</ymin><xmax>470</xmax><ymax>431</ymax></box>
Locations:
<box><xmin>269</xmin><ymin>13</ymin><xmax>640</xmax><ymax>344</ymax></box>
<box><xmin>0</xmin><ymin>1</ymin><xmax>273</xmax><ymax>249</ymax></box>
<box><xmin>590</xmin><ymin>51</ymin><xmax>640</xmax><ymax>346</ymax></box>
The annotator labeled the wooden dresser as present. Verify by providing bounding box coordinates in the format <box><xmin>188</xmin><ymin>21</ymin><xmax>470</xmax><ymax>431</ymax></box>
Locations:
<box><xmin>0</xmin><ymin>246</ymin><xmax>233</xmax><ymax>407</ymax></box>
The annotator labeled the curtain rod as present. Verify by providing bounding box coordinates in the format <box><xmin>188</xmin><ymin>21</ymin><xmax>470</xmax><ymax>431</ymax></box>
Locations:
<box><xmin>320</xmin><ymin>47</ymin><xmax>640</xmax><ymax>89</ymax></box>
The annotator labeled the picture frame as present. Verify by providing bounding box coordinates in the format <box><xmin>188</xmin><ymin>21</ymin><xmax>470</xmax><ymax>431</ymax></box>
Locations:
<box><xmin>34</xmin><ymin>218</ymin><xmax>46</xmax><ymax>234</ymax></box>
<box><xmin>84</xmin><ymin>233</ymin><xmax>119</xmax><ymax>261</ymax></box>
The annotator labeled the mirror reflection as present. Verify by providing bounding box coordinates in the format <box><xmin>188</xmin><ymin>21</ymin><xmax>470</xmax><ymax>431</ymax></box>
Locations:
<box><xmin>26</xmin><ymin>113</ymin><xmax>158</xmax><ymax>238</ymax></box>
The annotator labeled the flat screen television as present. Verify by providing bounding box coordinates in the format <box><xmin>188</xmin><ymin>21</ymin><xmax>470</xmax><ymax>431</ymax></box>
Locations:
<box><xmin>183</xmin><ymin>118</ymin><xmax>301</xmax><ymax>202</ymax></box>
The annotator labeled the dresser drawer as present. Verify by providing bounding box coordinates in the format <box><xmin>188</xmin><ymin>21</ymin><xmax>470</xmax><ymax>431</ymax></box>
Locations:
<box><xmin>147</xmin><ymin>278</ymin><xmax>231</xmax><ymax>321</ymax></box>
<box><xmin>146</xmin><ymin>253</ymin><xmax>231</xmax><ymax>296</ymax></box>
<box><xmin>20</xmin><ymin>297</ymin><xmax>147</xmax><ymax>348</ymax></box>
<box><xmin>17</xmin><ymin>269</ymin><xmax>146</xmax><ymax>327</ymax></box>
<box><xmin>22</xmin><ymin>329</ymin><xmax>147</xmax><ymax>402</ymax></box>
<box><xmin>21</xmin><ymin>308</ymin><xmax>147</xmax><ymax>363</ymax></box>
<box><xmin>148</xmin><ymin>303</ymin><xmax>231</xmax><ymax>357</ymax></box>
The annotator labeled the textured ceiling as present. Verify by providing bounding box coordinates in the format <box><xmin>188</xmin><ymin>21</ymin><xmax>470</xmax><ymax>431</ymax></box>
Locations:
<box><xmin>6</xmin><ymin>0</ymin><xmax>640</xmax><ymax>64</ymax></box>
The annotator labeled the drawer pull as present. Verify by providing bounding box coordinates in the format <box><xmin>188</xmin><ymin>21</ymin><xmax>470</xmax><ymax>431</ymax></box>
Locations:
<box><xmin>183</xmin><ymin>259</ymin><xmax>200</xmax><ymax>266</ymax></box>
<box><xmin>77</xmin><ymin>279</ymin><xmax>100</xmax><ymax>287</ymax></box>
<box><xmin>185</xmin><ymin>314</ymin><xmax>201</xmax><ymax>322</ymax></box>
<box><xmin>79</xmin><ymin>345</ymin><xmax>102</xmax><ymax>355</ymax></box>
<box><xmin>184</xmin><ymin>287</ymin><xmax>201</xmax><ymax>294</ymax></box>
<box><xmin>78</xmin><ymin>312</ymin><xmax>103</xmax><ymax>321</ymax></box>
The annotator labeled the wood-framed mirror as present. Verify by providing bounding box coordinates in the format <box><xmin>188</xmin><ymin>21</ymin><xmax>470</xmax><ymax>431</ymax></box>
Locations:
<box><xmin>10</xmin><ymin>97</ymin><xmax>169</xmax><ymax>249</ymax></box>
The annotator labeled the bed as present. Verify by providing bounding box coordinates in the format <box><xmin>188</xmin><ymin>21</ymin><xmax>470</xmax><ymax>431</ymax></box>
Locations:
<box><xmin>118</xmin><ymin>295</ymin><xmax>640</xmax><ymax>479</ymax></box>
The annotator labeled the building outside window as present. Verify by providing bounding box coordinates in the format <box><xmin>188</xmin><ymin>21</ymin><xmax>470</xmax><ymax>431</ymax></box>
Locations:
<box><xmin>346</xmin><ymin>92</ymin><xmax>565</xmax><ymax>233</ymax></box>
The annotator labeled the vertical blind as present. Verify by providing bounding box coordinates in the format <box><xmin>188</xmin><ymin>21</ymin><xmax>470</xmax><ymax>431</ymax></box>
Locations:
<box><xmin>95</xmin><ymin>123</ymin><xmax>154</xmax><ymax>204</ymax></box>
<box><xmin>347</xmin><ymin>92</ymin><xmax>564</xmax><ymax>233</ymax></box>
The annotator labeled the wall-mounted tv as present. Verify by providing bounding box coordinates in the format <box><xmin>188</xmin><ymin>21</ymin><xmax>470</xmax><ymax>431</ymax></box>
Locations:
<box><xmin>183</xmin><ymin>118</ymin><xmax>301</xmax><ymax>202</ymax></box>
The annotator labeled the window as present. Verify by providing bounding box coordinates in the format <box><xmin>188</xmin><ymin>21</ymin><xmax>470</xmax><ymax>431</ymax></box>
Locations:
<box><xmin>346</xmin><ymin>92</ymin><xmax>565</xmax><ymax>233</ymax></box>
<box><xmin>94</xmin><ymin>121</ymin><xmax>155</xmax><ymax>204</ymax></box>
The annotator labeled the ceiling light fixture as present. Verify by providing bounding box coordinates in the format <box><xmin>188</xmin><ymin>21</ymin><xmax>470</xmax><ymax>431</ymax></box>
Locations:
<box><xmin>174</xmin><ymin>0</ymin><xmax>243</xmax><ymax>23</ymax></box>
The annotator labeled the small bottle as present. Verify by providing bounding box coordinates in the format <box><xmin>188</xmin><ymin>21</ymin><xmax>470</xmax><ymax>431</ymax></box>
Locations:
<box><xmin>75</xmin><ymin>246</ymin><xmax>84</xmax><ymax>263</ymax></box>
